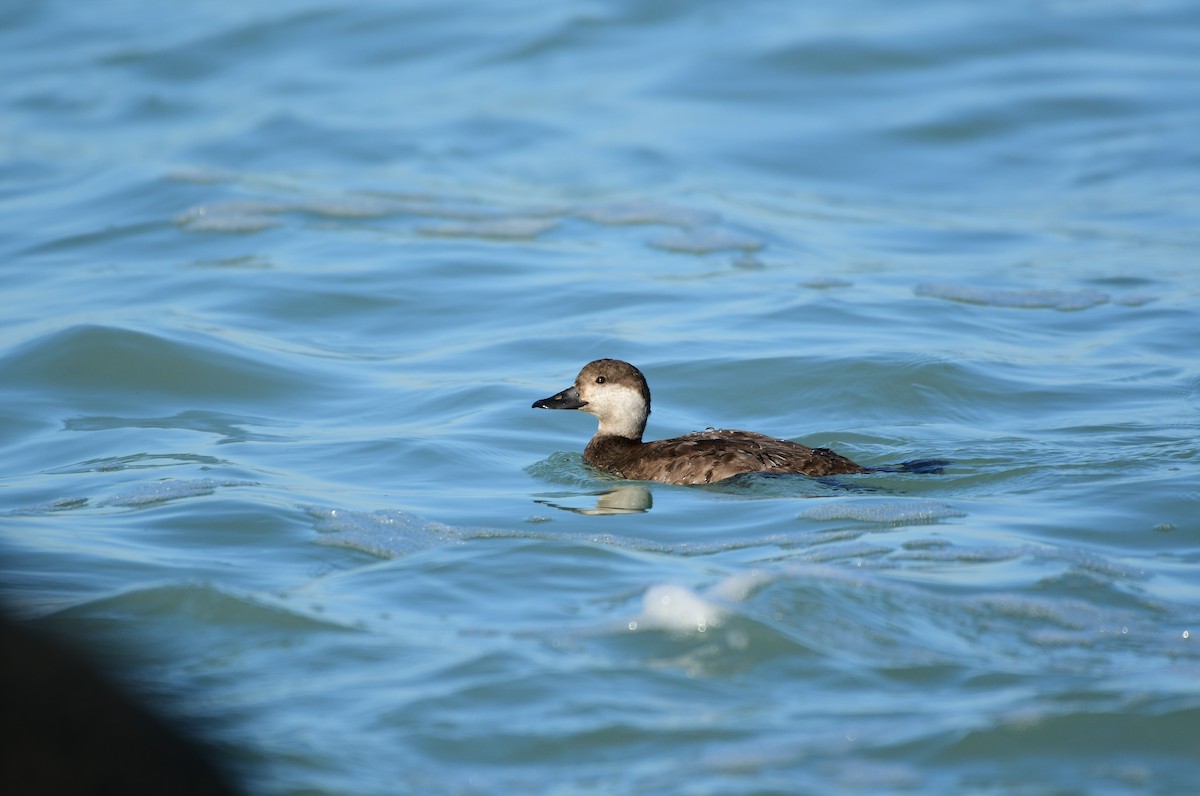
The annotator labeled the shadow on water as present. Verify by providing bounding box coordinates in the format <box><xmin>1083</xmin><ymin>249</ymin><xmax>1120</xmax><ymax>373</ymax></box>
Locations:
<box><xmin>869</xmin><ymin>458</ymin><xmax>951</xmax><ymax>475</ymax></box>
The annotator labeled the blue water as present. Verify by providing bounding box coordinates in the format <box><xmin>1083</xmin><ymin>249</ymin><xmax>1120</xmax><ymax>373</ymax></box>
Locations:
<box><xmin>3</xmin><ymin>1</ymin><xmax>1199</xmax><ymax>793</ymax></box>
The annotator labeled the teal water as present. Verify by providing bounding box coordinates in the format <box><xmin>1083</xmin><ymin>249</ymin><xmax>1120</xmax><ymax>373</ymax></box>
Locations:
<box><xmin>3</xmin><ymin>1</ymin><xmax>1199</xmax><ymax>793</ymax></box>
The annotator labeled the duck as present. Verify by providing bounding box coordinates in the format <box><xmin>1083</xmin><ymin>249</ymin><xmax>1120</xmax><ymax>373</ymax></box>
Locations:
<box><xmin>532</xmin><ymin>358</ymin><xmax>867</xmax><ymax>485</ymax></box>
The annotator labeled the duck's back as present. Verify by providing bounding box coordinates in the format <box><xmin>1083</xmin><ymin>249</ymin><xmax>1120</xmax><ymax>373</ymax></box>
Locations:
<box><xmin>585</xmin><ymin>429</ymin><xmax>866</xmax><ymax>486</ymax></box>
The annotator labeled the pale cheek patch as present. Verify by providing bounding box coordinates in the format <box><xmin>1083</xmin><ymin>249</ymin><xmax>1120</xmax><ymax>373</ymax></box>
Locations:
<box><xmin>607</xmin><ymin>385</ymin><xmax>647</xmax><ymax>418</ymax></box>
<box><xmin>589</xmin><ymin>383</ymin><xmax>649</xmax><ymax>438</ymax></box>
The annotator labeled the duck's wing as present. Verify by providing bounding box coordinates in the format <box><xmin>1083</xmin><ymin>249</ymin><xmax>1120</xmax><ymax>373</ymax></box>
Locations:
<box><xmin>633</xmin><ymin>430</ymin><xmax>865</xmax><ymax>484</ymax></box>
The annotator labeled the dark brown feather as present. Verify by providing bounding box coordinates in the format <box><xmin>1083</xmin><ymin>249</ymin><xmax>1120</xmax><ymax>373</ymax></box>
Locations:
<box><xmin>585</xmin><ymin>429</ymin><xmax>866</xmax><ymax>486</ymax></box>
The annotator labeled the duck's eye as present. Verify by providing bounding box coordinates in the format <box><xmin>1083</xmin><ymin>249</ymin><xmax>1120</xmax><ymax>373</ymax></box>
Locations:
<box><xmin>595</xmin><ymin>376</ymin><xmax>606</xmax><ymax>384</ymax></box>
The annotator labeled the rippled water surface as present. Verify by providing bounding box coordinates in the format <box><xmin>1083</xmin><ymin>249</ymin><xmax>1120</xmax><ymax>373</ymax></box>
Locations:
<box><xmin>3</xmin><ymin>1</ymin><xmax>1199</xmax><ymax>793</ymax></box>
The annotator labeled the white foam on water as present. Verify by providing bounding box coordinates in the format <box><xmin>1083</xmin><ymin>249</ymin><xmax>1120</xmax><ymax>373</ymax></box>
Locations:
<box><xmin>101</xmin><ymin>478</ymin><xmax>257</xmax><ymax>508</ymax></box>
<box><xmin>307</xmin><ymin>506</ymin><xmax>461</xmax><ymax>558</ymax></box>
<box><xmin>634</xmin><ymin>584</ymin><xmax>724</xmax><ymax>633</ymax></box>
<box><xmin>800</xmin><ymin>499</ymin><xmax>965</xmax><ymax>525</ymax></box>
<box><xmin>631</xmin><ymin>571</ymin><xmax>776</xmax><ymax>635</ymax></box>
<box><xmin>708</xmin><ymin>568</ymin><xmax>775</xmax><ymax>602</ymax></box>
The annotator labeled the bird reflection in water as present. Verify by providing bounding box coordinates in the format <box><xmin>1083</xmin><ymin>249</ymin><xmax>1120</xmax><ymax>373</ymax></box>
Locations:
<box><xmin>534</xmin><ymin>484</ymin><xmax>653</xmax><ymax>515</ymax></box>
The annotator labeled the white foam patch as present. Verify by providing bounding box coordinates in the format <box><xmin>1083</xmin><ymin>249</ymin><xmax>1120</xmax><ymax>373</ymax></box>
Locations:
<box><xmin>800</xmin><ymin>499</ymin><xmax>964</xmax><ymax>525</ymax></box>
<box><xmin>308</xmin><ymin>507</ymin><xmax>461</xmax><ymax>558</ymax></box>
<box><xmin>708</xmin><ymin>569</ymin><xmax>775</xmax><ymax>602</ymax></box>
<box><xmin>631</xmin><ymin>571</ymin><xmax>776</xmax><ymax>635</ymax></box>
<box><xmin>101</xmin><ymin>478</ymin><xmax>257</xmax><ymax>507</ymax></box>
<box><xmin>634</xmin><ymin>584</ymin><xmax>724</xmax><ymax>633</ymax></box>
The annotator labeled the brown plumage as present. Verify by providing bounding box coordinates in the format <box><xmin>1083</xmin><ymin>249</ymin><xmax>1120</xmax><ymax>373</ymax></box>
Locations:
<box><xmin>532</xmin><ymin>358</ymin><xmax>866</xmax><ymax>485</ymax></box>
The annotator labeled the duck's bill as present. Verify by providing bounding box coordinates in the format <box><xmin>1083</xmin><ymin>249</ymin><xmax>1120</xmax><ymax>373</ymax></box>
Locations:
<box><xmin>532</xmin><ymin>385</ymin><xmax>587</xmax><ymax>410</ymax></box>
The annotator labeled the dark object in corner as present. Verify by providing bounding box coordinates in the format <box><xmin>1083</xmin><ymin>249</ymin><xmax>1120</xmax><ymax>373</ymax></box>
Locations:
<box><xmin>0</xmin><ymin>615</ymin><xmax>243</xmax><ymax>796</ymax></box>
